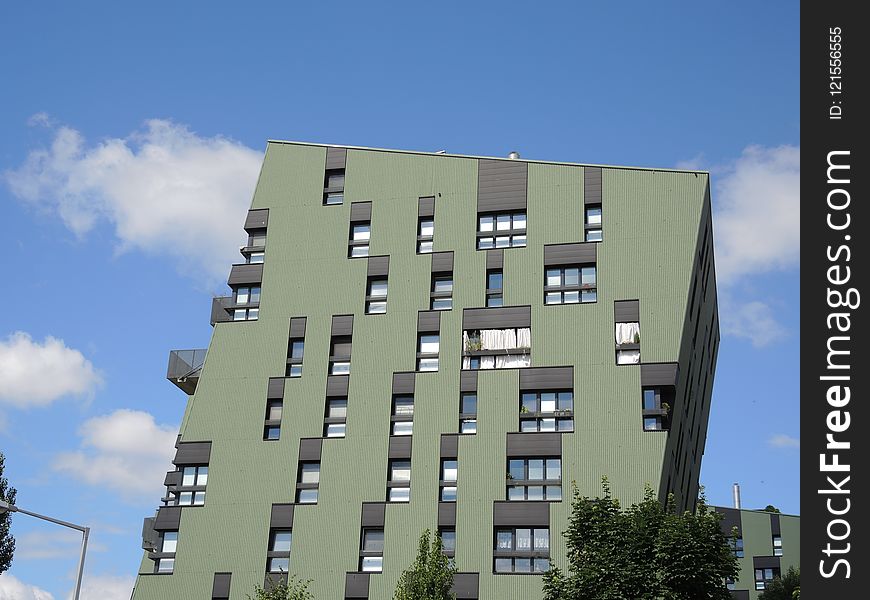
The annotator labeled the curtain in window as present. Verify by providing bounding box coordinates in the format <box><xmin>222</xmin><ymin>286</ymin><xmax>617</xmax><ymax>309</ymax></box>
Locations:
<box><xmin>616</xmin><ymin>349</ymin><xmax>641</xmax><ymax>364</ymax></box>
<box><xmin>517</xmin><ymin>327</ymin><xmax>531</xmax><ymax>348</ymax></box>
<box><xmin>497</xmin><ymin>354</ymin><xmax>531</xmax><ymax>368</ymax></box>
<box><xmin>480</xmin><ymin>356</ymin><xmax>496</xmax><ymax>369</ymax></box>
<box><xmin>615</xmin><ymin>322</ymin><xmax>640</xmax><ymax>345</ymax></box>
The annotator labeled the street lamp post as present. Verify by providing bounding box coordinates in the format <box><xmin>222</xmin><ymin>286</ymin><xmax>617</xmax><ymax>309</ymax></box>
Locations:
<box><xmin>0</xmin><ymin>500</ymin><xmax>90</xmax><ymax>600</ymax></box>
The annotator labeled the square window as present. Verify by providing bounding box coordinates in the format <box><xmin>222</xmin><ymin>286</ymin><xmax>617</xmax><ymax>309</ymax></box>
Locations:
<box><xmin>156</xmin><ymin>558</ymin><xmax>175</xmax><ymax>573</ymax></box>
<box><xmin>581</xmin><ymin>289</ymin><xmax>597</xmax><ymax>303</ymax></box>
<box><xmin>564</xmin><ymin>268</ymin><xmax>579</xmax><ymax>286</ymax></box>
<box><xmin>494</xmin><ymin>558</ymin><xmax>512</xmax><ymax>573</ymax></box>
<box><xmin>326</xmin><ymin>171</ymin><xmax>345</xmax><ymax>189</ymax></box>
<box><xmin>586</xmin><ymin>206</ymin><xmax>602</xmax><ymax>225</ymax></box>
<box><xmin>391</xmin><ymin>461</ymin><xmax>412</xmax><ymax>482</ymax></box>
<box><xmin>247</xmin><ymin>308</ymin><xmax>259</xmax><ymax>320</ymax></box>
<box><xmin>268</xmin><ymin>557</ymin><xmax>290</xmax><ymax>573</ymax></box>
<box><xmin>363</xmin><ymin>530</ymin><xmax>385</xmax><ymax>552</ymax></box>
<box><xmin>369</xmin><ymin>281</ymin><xmax>388</xmax><ymax>298</ymax></box>
<box><xmin>296</xmin><ymin>489</ymin><xmax>318</xmax><ymax>504</ymax></box>
<box><xmin>546</xmin><ymin>269</ymin><xmax>561</xmax><ymax>287</ymax></box>
<box><xmin>300</xmin><ymin>464</ymin><xmax>320</xmax><ymax>484</ymax></box>
<box><xmin>248</xmin><ymin>252</ymin><xmax>265</xmax><ymax>264</ymax></box>
<box><xmin>433</xmin><ymin>278</ymin><xmax>453</xmax><ymax>293</ymax></box>
<box><xmin>461</xmin><ymin>394</ymin><xmax>477</xmax><ymax>414</ymax></box>
<box><xmin>441</xmin><ymin>530</ymin><xmax>456</xmax><ymax>553</ymax></box>
<box><xmin>328</xmin><ymin>399</ymin><xmax>348</xmax><ymax>418</ymax></box>
<box><xmin>361</xmin><ymin>556</ymin><xmax>383</xmax><ymax>572</ymax></box>
<box><xmin>534</xmin><ymin>528</ymin><xmax>549</xmax><ymax>550</ymax></box>
<box><xmin>644</xmin><ymin>417</ymin><xmax>662</xmax><ymax>431</ymax></box>
<box><xmin>236</xmin><ymin>288</ymin><xmax>250</xmax><ymax>304</ymax></box>
<box><xmin>477</xmin><ymin>237</ymin><xmax>494</xmax><ymax>250</ymax></box>
<box><xmin>479</xmin><ymin>216</ymin><xmax>494</xmax><ymax>232</ymax></box>
<box><xmin>440</xmin><ymin>486</ymin><xmax>457</xmax><ymax>502</ymax></box>
<box><xmin>460</xmin><ymin>419</ymin><xmax>477</xmax><ymax>434</ymax></box>
<box><xmin>325</xmin><ymin>423</ymin><xmax>346</xmax><ymax>438</ymax></box>
<box><xmin>325</xmin><ymin>192</ymin><xmax>343</xmax><ymax>205</ymax></box>
<box><xmin>182</xmin><ymin>467</ymin><xmax>197</xmax><ymax>487</ymax></box>
<box><xmin>586</xmin><ymin>229</ymin><xmax>603</xmax><ymax>242</ymax></box>
<box><xmin>526</xmin><ymin>486</ymin><xmax>544</xmax><ymax>501</ymax></box>
<box><xmin>557</xmin><ymin>392</ymin><xmax>573</xmax><ymax>411</ymax></box>
<box><xmin>495</xmin><ymin>236</ymin><xmax>510</xmax><ymax>248</ymax></box>
<box><xmin>545</xmin><ymin>292</ymin><xmax>562</xmax><ymax>305</ymax></box>
<box><xmin>581</xmin><ymin>266</ymin><xmax>597</xmax><ymax>286</ymax></box>
<box><xmin>288</xmin><ymin>364</ymin><xmax>302</xmax><ymax>377</ymax></box>
<box><xmin>419</xmin><ymin>335</ymin><xmax>440</xmax><ymax>354</ymax></box>
<box><xmin>496</xmin><ymin>214</ymin><xmax>511</xmax><ymax>231</ymax></box>
<box><xmin>267</xmin><ymin>401</ymin><xmax>283</xmax><ymax>421</ymax></box>
<box><xmin>488</xmin><ymin>272</ymin><xmax>503</xmax><ymax>289</ymax></box>
<box><xmin>557</xmin><ymin>418</ymin><xmax>574</xmax><ymax>432</ymax></box>
<box><xmin>394</xmin><ymin>397</ymin><xmax>414</xmax><ymax>415</ymax></box>
<box><xmin>420</xmin><ymin>220</ymin><xmax>434</xmax><ymax>237</ymax></box>
<box><xmin>540</xmin><ymin>393</ymin><xmax>557</xmax><ymax>412</ymax></box>
<box><xmin>271</xmin><ymin>531</ymin><xmax>292</xmax><ymax>552</ymax></box>
<box><xmin>514</xmin><ymin>558</ymin><xmax>531</xmax><ymax>572</ymax></box>
<box><xmin>512</xmin><ymin>234</ymin><xmax>527</xmax><ymax>247</ymax></box>
<box><xmin>193</xmin><ymin>491</ymin><xmax>206</xmax><ymax>505</ymax></box>
<box><xmin>352</xmin><ymin>224</ymin><xmax>371</xmax><ymax>241</ymax></box>
<box><xmin>507</xmin><ymin>486</ymin><xmax>525</xmax><ymax>501</ymax></box>
<box><xmin>233</xmin><ymin>309</ymin><xmax>247</xmax><ymax>321</ymax></box>
<box><xmin>563</xmin><ymin>290</ymin><xmax>580</xmax><ymax>304</ymax></box>
<box><xmin>546</xmin><ymin>459</ymin><xmax>561</xmax><ymax>480</ymax></box>
<box><xmin>515</xmin><ymin>529</ymin><xmax>532</xmax><ymax>550</ymax></box>
<box><xmin>496</xmin><ymin>531</ymin><xmax>513</xmax><ymax>550</ymax></box>
<box><xmin>350</xmin><ymin>245</ymin><xmax>369</xmax><ymax>258</ymax></box>
<box><xmin>392</xmin><ymin>421</ymin><xmax>413</xmax><ymax>436</ymax></box>
<box><xmin>418</xmin><ymin>240</ymin><xmax>433</xmax><ymax>253</ymax></box>
<box><xmin>442</xmin><ymin>460</ymin><xmax>458</xmax><ymax>482</ymax></box>
<box><xmin>513</xmin><ymin>213</ymin><xmax>527</xmax><ymax>230</ymax></box>
<box><xmin>264</xmin><ymin>426</ymin><xmax>281</xmax><ymax>440</ymax></box>
<box><xmin>534</xmin><ymin>558</ymin><xmax>550</xmax><ymax>573</ymax></box>
<box><xmin>486</xmin><ymin>295</ymin><xmax>503</xmax><ymax>307</ymax></box>
<box><xmin>389</xmin><ymin>487</ymin><xmax>410</xmax><ymax>502</ymax></box>
<box><xmin>528</xmin><ymin>460</ymin><xmax>544</xmax><ymax>480</ymax></box>
<box><xmin>290</xmin><ymin>341</ymin><xmax>305</xmax><ymax>359</ymax></box>
<box><xmin>250</xmin><ymin>234</ymin><xmax>267</xmax><ymax>247</ymax></box>
<box><xmin>249</xmin><ymin>287</ymin><xmax>261</xmax><ymax>303</ymax></box>
<box><xmin>547</xmin><ymin>485</ymin><xmax>562</xmax><ymax>501</ymax></box>
<box><xmin>331</xmin><ymin>362</ymin><xmax>351</xmax><ymax>375</ymax></box>
<box><xmin>540</xmin><ymin>418</ymin><xmax>557</xmax><ymax>432</ymax></box>
<box><xmin>161</xmin><ymin>531</ymin><xmax>178</xmax><ymax>553</ymax></box>
<box><xmin>418</xmin><ymin>358</ymin><xmax>439</xmax><ymax>372</ymax></box>
<box><xmin>366</xmin><ymin>301</ymin><xmax>387</xmax><ymax>314</ymax></box>
<box><xmin>520</xmin><ymin>420</ymin><xmax>537</xmax><ymax>432</ymax></box>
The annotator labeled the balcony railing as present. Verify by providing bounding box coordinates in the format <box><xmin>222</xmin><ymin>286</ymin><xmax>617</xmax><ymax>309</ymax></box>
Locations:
<box><xmin>167</xmin><ymin>349</ymin><xmax>207</xmax><ymax>394</ymax></box>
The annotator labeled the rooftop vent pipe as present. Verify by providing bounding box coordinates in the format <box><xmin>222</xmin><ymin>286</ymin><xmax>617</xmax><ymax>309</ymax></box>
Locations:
<box><xmin>508</xmin><ymin>151</ymin><xmax>520</xmax><ymax>159</ymax></box>
<box><xmin>732</xmin><ymin>483</ymin><xmax>742</xmax><ymax>509</ymax></box>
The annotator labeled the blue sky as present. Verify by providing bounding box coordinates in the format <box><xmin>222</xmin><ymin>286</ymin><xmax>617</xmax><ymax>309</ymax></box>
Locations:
<box><xmin>0</xmin><ymin>2</ymin><xmax>799</xmax><ymax>598</ymax></box>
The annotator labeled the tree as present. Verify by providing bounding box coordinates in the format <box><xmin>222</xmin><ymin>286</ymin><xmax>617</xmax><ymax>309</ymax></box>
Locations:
<box><xmin>247</xmin><ymin>575</ymin><xmax>314</xmax><ymax>600</ymax></box>
<box><xmin>758</xmin><ymin>567</ymin><xmax>800</xmax><ymax>600</ymax></box>
<box><xmin>393</xmin><ymin>529</ymin><xmax>456</xmax><ymax>600</ymax></box>
<box><xmin>762</xmin><ymin>505</ymin><xmax>782</xmax><ymax>514</ymax></box>
<box><xmin>543</xmin><ymin>478</ymin><xmax>738</xmax><ymax>600</ymax></box>
<box><xmin>1</xmin><ymin>452</ymin><xmax>17</xmax><ymax>574</ymax></box>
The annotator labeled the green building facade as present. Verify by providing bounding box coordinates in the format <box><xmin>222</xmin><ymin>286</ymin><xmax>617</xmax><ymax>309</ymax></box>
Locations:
<box><xmin>132</xmin><ymin>142</ymin><xmax>720</xmax><ymax>599</ymax></box>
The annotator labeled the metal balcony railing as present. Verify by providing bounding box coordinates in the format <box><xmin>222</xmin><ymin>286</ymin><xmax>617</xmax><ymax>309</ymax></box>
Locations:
<box><xmin>167</xmin><ymin>349</ymin><xmax>207</xmax><ymax>394</ymax></box>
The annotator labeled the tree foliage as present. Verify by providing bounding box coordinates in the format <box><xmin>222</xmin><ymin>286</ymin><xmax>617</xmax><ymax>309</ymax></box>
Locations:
<box><xmin>543</xmin><ymin>478</ymin><xmax>738</xmax><ymax>600</ymax></box>
<box><xmin>247</xmin><ymin>575</ymin><xmax>314</xmax><ymax>600</ymax></box>
<box><xmin>762</xmin><ymin>505</ymin><xmax>782</xmax><ymax>514</ymax></box>
<box><xmin>1</xmin><ymin>452</ymin><xmax>17</xmax><ymax>574</ymax></box>
<box><xmin>393</xmin><ymin>529</ymin><xmax>456</xmax><ymax>600</ymax></box>
<box><xmin>758</xmin><ymin>567</ymin><xmax>800</xmax><ymax>600</ymax></box>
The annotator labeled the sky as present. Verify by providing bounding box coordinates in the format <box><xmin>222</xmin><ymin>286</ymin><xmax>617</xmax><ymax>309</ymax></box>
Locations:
<box><xmin>0</xmin><ymin>2</ymin><xmax>799</xmax><ymax>598</ymax></box>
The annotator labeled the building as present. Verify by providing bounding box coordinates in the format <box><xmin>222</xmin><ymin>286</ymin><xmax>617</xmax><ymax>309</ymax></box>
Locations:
<box><xmin>132</xmin><ymin>142</ymin><xmax>720</xmax><ymax>600</ymax></box>
<box><xmin>715</xmin><ymin>506</ymin><xmax>800</xmax><ymax>599</ymax></box>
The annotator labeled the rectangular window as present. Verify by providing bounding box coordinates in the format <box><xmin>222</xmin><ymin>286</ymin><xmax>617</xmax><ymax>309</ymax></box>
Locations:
<box><xmin>431</xmin><ymin>276</ymin><xmax>453</xmax><ymax>311</ymax></box>
<box><xmin>519</xmin><ymin>391</ymin><xmax>573</xmax><ymax>432</ymax></box>
<box><xmin>264</xmin><ymin>399</ymin><xmax>282</xmax><ymax>441</ymax></box>
<box><xmin>493</xmin><ymin>527</ymin><xmax>549</xmax><ymax>573</ymax></box>
<box><xmin>360</xmin><ymin>529</ymin><xmax>384</xmax><ymax>572</ymax></box>
<box><xmin>235</xmin><ymin>286</ymin><xmax>261</xmax><ymax>306</ymax></box>
<box><xmin>642</xmin><ymin>387</ymin><xmax>669</xmax><ymax>431</ymax></box>
<box><xmin>417</xmin><ymin>335</ymin><xmax>440</xmax><ymax>372</ymax></box>
<box><xmin>329</xmin><ymin>336</ymin><xmax>352</xmax><ymax>375</ymax></box>
<box><xmin>156</xmin><ymin>557</ymin><xmax>175</xmax><ymax>573</ymax></box>
<box><xmin>460</xmin><ymin>392</ymin><xmax>477</xmax><ymax>434</ymax></box>
<box><xmin>486</xmin><ymin>270</ymin><xmax>504</xmax><ymax>307</ymax></box>
<box><xmin>773</xmin><ymin>535</ymin><xmax>783</xmax><ymax>556</ymax></box>
<box><xmin>585</xmin><ymin>205</ymin><xmax>602</xmax><ymax>242</ymax></box>
<box><xmin>477</xmin><ymin>212</ymin><xmax>527</xmax><ymax>250</ymax></box>
<box><xmin>324</xmin><ymin>398</ymin><xmax>347</xmax><ymax>438</ymax></box>
<box><xmin>323</xmin><ymin>168</ymin><xmax>345</xmax><ymax>205</ymax></box>
<box><xmin>349</xmin><ymin>222</ymin><xmax>371</xmax><ymax>257</ymax></box>
<box><xmin>391</xmin><ymin>395</ymin><xmax>414</xmax><ymax>436</ymax></box>
<box><xmin>266</xmin><ymin>529</ymin><xmax>292</xmax><ymax>573</ymax></box>
<box><xmin>296</xmin><ymin>462</ymin><xmax>320</xmax><ymax>504</ymax></box>
<box><xmin>462</xmin><ymin>327</ymin><xmax>531</xmax><ymax>370</ymax></box>
<box><xmin>154</xmin><ymin>530</ymin><xmax>178</xmax><ymax>573</ymax></box>
<box><xmin>418</xmin><ymin>218</ymin><xmax>434</xmax><ymax>253</ymax></box>
<box><xmin>755</xmin><ymin>567</ymin><xmax>779</xmax><ymax>590</ymax></box>
<box><xmin>615</xmin><ymin>321</ymin><xmax>641</xmax><ymax>365</ymax></box>
<box><xmin>247</xmin><ymin>252</ymin><xmax>265</xmax><ymax>264</ymax></box>
<box><xmin>287</xmin><ymin>337</ymin><xmax>304</xmax><ymax>377</ymax></box>
<box><xmin>440</xmin><ymin>529</ymin><xmax>456</xmax><ymax>556</ymax></box>
<box><xmin>507</xmin><ymin>458</ymin><xmax>561</xmax><ymax>501</ymax></box>
<box><xmin>366</xmin><ymin>278</ymin><xmax>388</xmax><ymax>314</ymax></box>
<box><xmin>731</xmin><ymin>537</ymin><xmax>744</xmax><ymax>558</ymax></box>
<box><xmin>544</xmin><ymin>266</ymin><xmax>596</xmax><ymax>305</ymax></box>
<box><xmin>388</xmin><ymin>459</ymin><xmax>411</xmax><ymax>503</ymax></box>
<box><xmin>171</xmin><ymin>465</ymin><xmax>208</xmax><ymax>506</ymax></box>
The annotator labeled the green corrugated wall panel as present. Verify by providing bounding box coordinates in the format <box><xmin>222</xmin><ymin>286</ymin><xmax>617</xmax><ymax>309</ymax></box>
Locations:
<box><xmin>133</xmin><ymin>144</ymin><xmax>714</xmax><ymax>600</ymax></box>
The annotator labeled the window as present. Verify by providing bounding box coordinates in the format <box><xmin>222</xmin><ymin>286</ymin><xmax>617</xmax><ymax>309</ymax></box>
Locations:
<box><xmin>247</xmin><ymin>252</ymin><xmax>265</xmax><ymax>264</ymax></box>
<box><xmin>248</xmin><ymin>231</ymin><xmax>267</xmax><ymax>248</ymax></box>
<box><xmin>725</xmin><ymin>577</ymin><xmax>736</xmax><ymax>590</ymax></box>
<box><xmin>460</xmin><ymin>393</ymin><xmax>477</xmax><ymax>434</ymax></box>
<box><xmin>440</xmin><ymin>529</ymin><xmax>456</xmax><ymax>557</ymax></box>
<box><xmin>391</xmin><ymin>395</ymin><xmax>414</xmax><ymax>436</ymax></box>
<box><xmin>417</xmin><ymin>335</ymin><xmax>440</xmax><ymax>372</ymax></box>
<box><xmin>755</xmin><ymin>567</ymin><xmax>779</xmax><ymax>590</ymax></box>
<box><xmin>486</xmin><ymin>270</ymin><xmax>504</xmax><ymax>307</ymax></box>
<box><xmin>440</xmin><ymin>459</ymin><xmax>458</xmax><ymax>502</ymax></box>
<box><xmin>585</xmin><ymin>205</ymin><xmax>602</xmax><ymax>242</ymax></box>
<box><xmin>235</xmin><ymin>286</ymin><xmax>261</xmax><ymax>305</ymax></box>
<box><xmin>171</xmin><ymin>465</ymin><xmax>208</xmax><ymax>506</ymax></box>
<box><xmin>388</xmin><ymin>460</ymin><xmax>411</xmax><ymax>502</ymax></box>
<box><xmin>544</xmin><ymin>266</ymin><xmax>596</xmax><ymax>304</ymax></box>
<box><xmin>324</xmin><ymin>398</ymin><xmax>347</xmax><ymax>438</ymax></box>
<box><xmin>462</xmin><ymin>328</ymin><xmax>531</xmax><ymax>370</ymax></box>
<box><xmin>233</xmin><ymin>307</ymin><xmax>259</xmax><ymax>321</ymax></box>
<box><xmin>360</xmin><ymin>529</ymin><xmax>384</xmax><ymax>572</ymax></box>
<box><xmin>349</xmin><ymin>222</ymin><xmax>371</xmax><ymax>257</ymax></box>
<box><xmin>329</xmin><ymin>336</ymin><xmax>352</xmax><ymax>375</ymax></box>
<box><xmin>731</xmin><ymin>537</ymin><xmax>744</xmax><ymax>558</ymax></box>
<box><xmin>615</xmin><ymin>321</ymin><xmax>641</xmax><ymax>365</ymax></box>
<box><xmin>519</xmin><ymin>391</ymin><xmax>573</xmax><ymax>432</ymax></box>
<box><xmin>264</xmin><ymin>400</ymin><xmax>282</xmax><ymax>441</ymax></box>
<box><xmin>296</xmin><ymin>462</ymin><xmax>320</xmax><ymax>504</ymax></box>
<box><xmin>642</xmin><ymin>387</ymin><xmax>669</xmax><ymax>431</ymax></box>
<box><xmin>323</xmin><ymin>168</ymin><xmax>345</xmax><ymax>205</ymax></box>
<box><xmin>154</xmin><ymin>531</ymin><xmax>178</xmax><ymax>573</ymax></box>
<box><xmin>430</xmin><ymin>276</ymin><xmax>453</xmax><ymax>311</ymax></box>
<box><xmin>266</xmin><ymin>529</ymin><xmax>292</xmax><ymax>573</ymax></box>
<box><xmin>366</xmin><ymin>278</ymin><xmax>388</xmax><ymax>314</ymax></box>
<box><xmin>418</xmin><ymin>218</ymin><xmax>434</xmax><ymax>253</ymax></box>
<box><xmin>286</xmin><ymin>339</ymin><xmax>304</xmax><ymax>377</ymax></box>
<box><xmin>507</xmin><ymin>458</ymin><xmax>561</xmax><ymax>501</ymax></box>
<box><xmin>773</xmin><ymin>534</ymin><xmax>783</xmax><ymax>556</ymax></box>
<box><xmin>477</xmin><ymin>212</ymin><xmax>527</xmax><ymax>249</ymax></box>
<box><xmin>494</xmin><ymin>528</ymin><xmax>549</xmax><ymax>573</ymax></box>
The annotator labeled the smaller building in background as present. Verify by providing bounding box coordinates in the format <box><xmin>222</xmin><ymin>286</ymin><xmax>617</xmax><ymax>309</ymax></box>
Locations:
<box><xmin>714</xmin><ymin>506</ymin><xmax>799</xmax><ymax>599</ymax></box>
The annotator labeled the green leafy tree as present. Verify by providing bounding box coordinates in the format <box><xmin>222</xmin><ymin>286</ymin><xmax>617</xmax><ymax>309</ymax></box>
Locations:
<box><xmin>247</xmin><ymin>575</ymin><xmax>314</xmax><ymax>600</ymax></box>
<box><xmin>393</xmin><ymin>529</ymin><xmax>456</xmax><ymax>600</ymax></box>
<box><xmin>543</xmin><ymin>478</ymin><xmax>738</xmax><ymax>600</ymax></box>
<box><xmin>762</xmin><ymin>505</ymin><xmax>782</xmax><ymax>514</ymax></box>
<box><xmin>1</xmin><ymin>452</ymin><xmax>17</xmax><ymax>574</ymax></box>
<box><xmin>758</xmin><ymin>567</ymin><xmax>800</xmax><ymax>600</ymax></box>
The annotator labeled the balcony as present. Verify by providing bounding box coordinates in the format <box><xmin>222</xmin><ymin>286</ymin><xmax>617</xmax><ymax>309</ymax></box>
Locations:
<box><xmin>167</xmin><ymin>349</ymin><xmax>207</xmax><ymax>394</ymax></box>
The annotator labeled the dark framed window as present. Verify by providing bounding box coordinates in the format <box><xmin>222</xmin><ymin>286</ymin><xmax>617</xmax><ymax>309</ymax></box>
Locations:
<box><xmin>477</xmin><ymin>212</ymin><xmax>527</xmax><ymax>250</ymax></box>
<box><xmin>360</xmin><ymin>529</ymin><xmax>384</xmax><ymax>572</ymax></box>
<box><xmin>324</xmin><ymin>397</ymin><xmax>347</xmax><ymax>438</ymax></box>
<box><xmin>462</xmin><ymin>327</ymin><xmax>531</xmax><ymax>370</ymax></box>
<box><xmin>417</xmin><ymin>335</ymin><xmax>440</xmax><ymax>372</ymax></box>
<box><xmin>329</xmin><ymin>336</ymin><xmax>352</xmax><ymax>375</ymax></box>
<box><xmin>755</xmin><ymin>567</ymin><xmax>779</xmax><ymax>590</ymax></box>
<box><xmin>366</xmin><ymin>278</ymin><xmax>388</xmax><ymax>314</ymax></box>
<box><xmin>584</xmin><ymin>205</ymin><xmax>602</xmax><ymax>242</ymax></box>
<box><xmin>170</xmin><ymin>465</ymin><xmax>208</xmax><ymax>506</ymax></box>
<box><xmin>519</xmin><ymin>391</ymin><xmax>573</xmax><ymax>432</ymax></box>
<box><xmin>418</xmin><ymin>218</ymin><xmax>434</xmax><ymax>253</ymax></box>
<box><xmin>264</xmin><ymin>399</ymin><xmax>282</xmax><ymax>441</ymax></box>
<box><xmin>391</xmin><ymin>395</ymin><xmax>414</xmax><ymax>436</ymax></box>
<box><xmin>296</xmin><ymin>462</ymin><xmax>320</xmax><ymax>504</ymax></box>
<box><xmin>773</xmin><ymin>534</ymin><xmax>783</xmax><ymax>556</ymax></box>
<box><xmin>642</xmin><ymin>387</ymin><xmax>670</xmax><ymax>431</ymax></box>
<box><xmin>323</xmin><ymin>168</ymin><xmax>345</xmax><ymax>206</ymax></box>
<box><xmin>431</xmin><ymin>276</ymin><xmax>453</xmax><ymax>311</ymax></box>
<box><xmin>154</xmin><ymin>530</ymin><xmax>178</xmax><ymax>573</ymax></box>
<box><xmin>286</xmin><ymin>339</ymin><xmax>304</xmax><ymax>377</ymax></box>
<box><xmin>544</xmin><ymin>266</ymin><xmax>597</xmax><ymax>304</ymax></box>
<box><xmin>493</xmin><ymin>527</ymin><xmax>549</xmax><ymax>573</ymax></box>
<box><xmin>440</xmin><ymin>459</ymin><xmax>458</xmax><ymax>502</ymax></box>
<box><xmin>348</xmin><ymin>222</ymin><xmax>371</xmax><ymax>258</ymax></box>
<box><xmin>731</xmin><ymin>537</ymin><xmax>744</xmax><ymax>558</ymax></box>
<box><xmin>439</xmin><ymin>528</ymin><xmax>456</xmax><ymax>557</ymax></box>
<box><xmin>387</xmin><ymin>459</ymin><xmax>411</xmax><ymax>503</ymax></box>
<box><xmin>266</xmin><ymin>529</ymin><xmax>292</xmax><ymax>573</ymax></box>
<box><xmin>486</xmin><ymin>270</ymin><xmax>504</xmax><ymax>307</ymax></box>
<box><xmin>507</xmin><ymin>458</ymin><xmax>561</xmax><ymax>501</ymax></box>
<box><xmin>459</xmin><ymin>393</ymin><xmax>477</xmax><ymax>434</ymax></box>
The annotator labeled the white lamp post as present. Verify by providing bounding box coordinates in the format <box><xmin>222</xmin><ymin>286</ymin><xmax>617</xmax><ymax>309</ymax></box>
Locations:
<box><xmin>0</xmin><ymin>500</ymin><xmax>89</xmax><ymax>600</ymax></box>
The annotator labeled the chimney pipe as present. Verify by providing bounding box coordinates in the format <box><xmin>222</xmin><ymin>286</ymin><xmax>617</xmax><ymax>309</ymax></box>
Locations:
<box><xmin>508</xmin><ymin>151</ymin><xmax>520</xmax><ymax>159</ymax></box>
<box><xmin>732</xmin><ymin>483</ymin><xmax>742</xmax><ymax>509</ymax></box>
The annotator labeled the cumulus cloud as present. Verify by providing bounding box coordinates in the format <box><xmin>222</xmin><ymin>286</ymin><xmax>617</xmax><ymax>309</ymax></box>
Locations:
<box><xmin>768</xmin><ymin>434</ymin><xmax>800</xmax><ymax>449</ymax></box>
<box><xmin>54</xmin><ymin>409</ymin><xmax>177</xmax><ymax>502</ymax></box>
<box><xmin>4</xmin><ymin>118</ymin><xmax>263</xmax><ymax>283</ymax></box>
<box><xmin>719</xmin><ymin>297</ymin><xmax>788</xmax><ymax>348</ymax></box>
<box><xmin>72</xmin><ymin>574</ymin><xmax>135</xmax><ymax>600</ymax></box>
<box><xmin>712</xmin><ymin>144</ymin><xmax>800</xmax><ymax>285</ymax></box>
<box><xmin>0</xmin><ymin>574</ymin><xmax>54</xmax><ymax>600</ymax></box>
<box><xmin>0</xmin><ymin>332</ymin><xmax>102</xmax><ymax>408</ymax></box>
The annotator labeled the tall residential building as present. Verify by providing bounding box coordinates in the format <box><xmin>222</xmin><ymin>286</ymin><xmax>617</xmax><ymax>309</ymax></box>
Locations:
<box><xmin>133</xmin><ymin>142</ymin><xmax>719</xmax><ymax>600</ymax></box>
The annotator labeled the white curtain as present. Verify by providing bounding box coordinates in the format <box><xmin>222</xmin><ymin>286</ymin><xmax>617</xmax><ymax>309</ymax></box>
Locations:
<box><xmin>463</xmin><ymin>331</ymin><xmax>470</xmax><ymax>350</ymax></box>
<box><xmin>617</xmin><ymin>349</ymin><xmax>641</xmax><ymax>364</ymax></box>
<box><xmin>497</xmin><ymin>354</ymin><xmax>531</xmax><ymax>368</ymax></box>
<box><xmin>502</xmin><ymin>328</ymin><xmax>518</xmax><ymax>349</ymax></box>
<box><xmin>462</xmin><ymin>356</ymin><xmax>471</xmax><ymax>370</ymax></box>
<box><xmin>517</xmin><ymin>327</ymin><xmax>531</xmax><ymax>348</ymax></box>
<box><xmin>480</xmin><ymin>329</ymin><xmax>500</xmax><ymax>350</ymax></box>
<box><xmin>480</xmin><ymin>356</ymin><xmax>496</xmax><ymax>369</ymax></box>
<box><xmin>615</xmin><ymin>322</ymin><xmax>640</xmax><ymax>345</ymax></box>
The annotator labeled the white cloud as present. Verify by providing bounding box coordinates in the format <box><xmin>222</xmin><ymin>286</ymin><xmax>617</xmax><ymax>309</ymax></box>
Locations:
<box><xmin>719</xmin><ymin>297</ymin><xmax>788</xmax><ymax>348</ymax></box>
<box><xmin>0</xmin><ymin>574</ymin><xmax>54</xmax><ymax>600</ymax></box>
<box><xmin>4</xmin><ymin>118</ymin><xmax>263</xmax><ymax>283</ymax></box>
<box><xmin>0</xmin><ymin>332</ymin><xmax>102</xmax><ymax>408</ymax></box>
<box><xmin>72</xmin><ymin>574</ymin><xmax>134</xmax><ymax>600</ymax></box>
<box><xmin>768</xmin><ymin>434</ymin><xmax>800</xmax><ymax>449</ymax></box>
<box><xmin>15</xmin><ymin>530</ymin><xmax>88</xmax><ymax>560</ymax></box>
<box><xmin>54</xmin><ymin>409</ymin><xmax>177</xmax><ymax>502</ymax></box>
<box><xmin>712</xmin><ymin>144</ymin><xmax>800</xmax><ymax>285</ymax></box>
